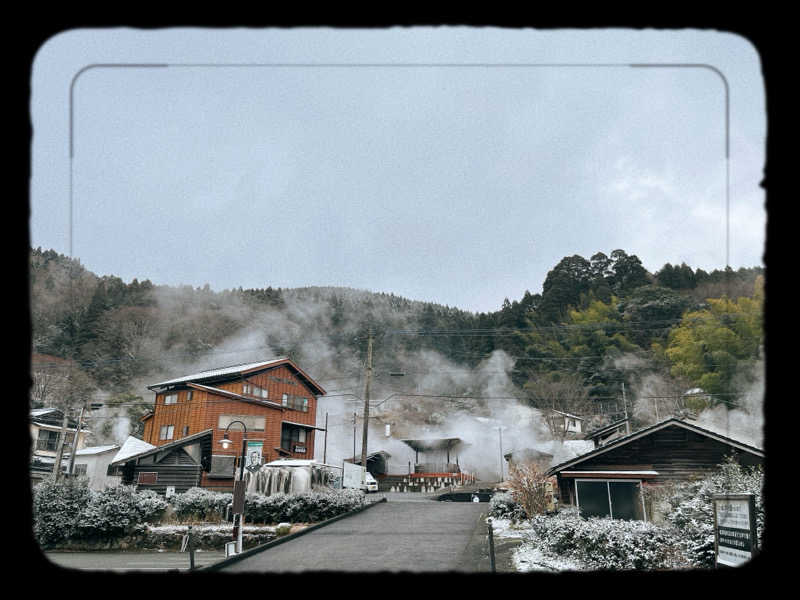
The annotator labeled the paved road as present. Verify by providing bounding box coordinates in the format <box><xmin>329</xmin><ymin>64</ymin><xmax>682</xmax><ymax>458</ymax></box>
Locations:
<box><xmin>44</xmin><ymin>550</ymin><xmax>227</xmax><ymax>572</ymax></box>
<box><xmin>218</xmin><ymin>495</ymin><xmax>490</xmax><ymax>573</ymax></box>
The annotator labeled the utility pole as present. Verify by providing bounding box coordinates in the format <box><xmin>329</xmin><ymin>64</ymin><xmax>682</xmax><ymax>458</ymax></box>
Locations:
<box><xmin>323</xmin><ymin>412</ymin><xmax>328</xmax><ymax>464</ymax></box>
<box><xmin>52</xmin><ymin>410</ymin><xmax>71</xmax><ymax>481</ymax></box>
<box><xmin>622</xmin><ymin>383</ymin><xmax>631</xmax><ymax>434</ymax></box>
<box><xmin>67</xmin><ymin>403</ymin><xmax>86</xmax><ymax>476</ymax></box>
<box><xmin>360</xmin><ymin>329</ymin><xmax>374</xmax><ymax>483</ymax></box>
<box><xmin>497</xmin><ymin>427</ymin><xmax>504</xmax><ymax>483</ymax></box>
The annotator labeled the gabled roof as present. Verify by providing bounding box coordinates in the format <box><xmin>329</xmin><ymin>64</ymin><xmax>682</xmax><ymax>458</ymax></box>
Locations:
<box><xmin>111</xmin><ymin>429</ymin><xmax>213</xmax><ymax>466</ymax></box>
<box><xmin>75</xmin><ymin>444</ymin><xmax>119</xmax><ymax>456</ymax></box>
<box><xmin>111</xmin><ymin>436</ymin><xmax>157</xmax><ymax>464</ymax></box>
<box><xmin>546</xmin><ymin>417</ymin><xmax>764</xmax><ymax>477</ymax></box>
<box><xmin>187</xmin><ymin>382</ymin><xmax>285</xmax><ymax>410</ymax></box>
<box><xmin>146</xmin><ymin>357</ymin><xmax>326</xmax><ymax>396</ymax></box>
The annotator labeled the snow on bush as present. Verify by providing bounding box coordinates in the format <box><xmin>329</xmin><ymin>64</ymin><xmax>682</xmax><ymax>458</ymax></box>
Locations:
<box><xmin>33</xmin><ymin>478</ymin><xmax>93</xmax><ymax>547</ymax></box>
<box><xmin>658</xmin><ymin>457</ymin><xmax>764</xmax><ymax>568</ymax></box>
<box><xmin>526</xmin><ymin>507</ymin><xmax>688</xmax><ymax>570</ymax></box>
<box><xmin>75</xmin><ymin>485</ymin><xmax>169</xmax><ymax>539</ymax></box>
<box><xmin>489</xmin><ymin>491</ymin><xmax>527</xmax><ymax>522</ymax></box>
<box><xmin>170</xmin><ymin>487</ymin><xmax>233</xmax><ymax>522</ymax></box>
<box><xmin>244</xmin><ymin>488</ymin><xmax>366</xmax><ymax>524</ymax></box>
<box><xmin>33</xmin><ymin>480</ymin><xmax>169</xmax><ymax>547</ymax></box>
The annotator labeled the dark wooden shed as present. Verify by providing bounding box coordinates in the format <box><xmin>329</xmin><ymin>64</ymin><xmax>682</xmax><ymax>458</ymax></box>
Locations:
<box><xmin>546</xmin><ymin>418</ymin><xmax>764</xmax><ymax>522</ymax></box>
<box><xmin>111</xmin><ymin>429</ymin><xmax>213</xmax><ymax>496</ymax></box>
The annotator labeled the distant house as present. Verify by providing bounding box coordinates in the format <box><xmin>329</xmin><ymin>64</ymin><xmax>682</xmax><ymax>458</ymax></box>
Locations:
<box><xmin>72</xmin><ymin>445</ymin><xmax>121</xmax><ymax>490</ymax></box>
<box><xmin>30</xmin><ymin>408</ymin><xmax>91</xmax><ymax>483</ymax></box>
<box><xmin>546</xmin><ymin>417</ymin><xmax>764</xmax><ymax>522</ymax></box>
<box><xmin>547</xmin><ymin>410</ymin><xmax>585</xmax><ymax>438</ymax></box>
<box><xmin>583</xmin><ymin>418</ymin><xmax>630</xmax><ymax>449</ymax></box>
<box><xmin>115</xmin><ymin>358</ymin><xmax>326</xmax><ymax>494</ymax></box>
<box><xmin>503</xmin><ymin>448</ymin><xmax>554</xmax><ymax>472</ymax></box>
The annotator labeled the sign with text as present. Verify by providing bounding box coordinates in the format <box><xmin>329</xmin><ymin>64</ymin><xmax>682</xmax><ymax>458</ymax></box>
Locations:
<box><xmin>713</xmin><ymin>494</ymin><xmax>758</xmax><ymax>567</ymax></box>
<box><xmin>245</xmin><ymin>441</ymin><xmax>264</xmax><ymax>472</ymax></box>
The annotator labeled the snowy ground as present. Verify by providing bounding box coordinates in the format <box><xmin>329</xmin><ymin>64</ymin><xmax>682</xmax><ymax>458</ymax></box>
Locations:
<box><xmin>489</xmin><ymin>518</ymin><xmax>586</xmax><ymax>573</ymax></box>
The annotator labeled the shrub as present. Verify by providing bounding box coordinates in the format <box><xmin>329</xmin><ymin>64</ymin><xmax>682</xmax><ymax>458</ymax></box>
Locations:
<box><xmin>170</xmin><ymin>487</ymin><xmax>232</xmax><ymax>522</ymax></box>
<box><xmin>244</xmin><ymin>489</ymin><xmax>366</xmax><ymax>524</ymax></box>
<box><xmin>527</xmin><ymin>508</ymin><xmax>688</xmax><ymax>570</ymax></box>
<box><xmin>660</xmin><ymin>457</ymin><xmax>764</xmax><ymax>568</ymax></box>
<box><xmin>489</xmin><ymin>491</ymin><xmax>527</xmax><ymax>522</ymax></box>
<box><xmin>33</xmin><ymin>478</ymin><xmax>93</xmax><ymax>547</ymax></box>
<box><xmin>75</xmin><ymin>485</ymin><xmax>169</xmax><ymax>540</ymax></box>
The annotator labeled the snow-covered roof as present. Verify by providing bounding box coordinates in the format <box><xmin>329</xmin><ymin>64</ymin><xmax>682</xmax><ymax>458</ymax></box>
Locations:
<box><xmin>111</xmin><ymin>436</ymin><xmax>157</xmax><ymax>464</ymax></box>
<box><xmin>148</xmin><ymin>358</ymin><xmax>289</xmax><ymax>388</ymax></box>
<box><xmin>147</xmin><ymin>357</ymin><xmax>326</xmax><ymax>396</ymax></box>
<box><xmin>263</xmin><ymin>459</ymin><xmax>342</xmax><ymax>469</ymax></box>
<box><xmin>76</xmin><ymin>444</ymin><xmax>119</xmax><ymax>456</ymax></box>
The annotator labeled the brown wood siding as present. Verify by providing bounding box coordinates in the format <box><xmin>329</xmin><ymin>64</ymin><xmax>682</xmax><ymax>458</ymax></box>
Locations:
<box><xmin>133</xmin><ymin>464</ymin><xmax>203</xmax><ymax>495</ymax></box>
<box><xmin>561</xmin><ymin>425</ymin><xmax>763</xmax><ymax>487</ymax></box>
<box><xmin>146</xmin><ymin>364</ymin><xmax>320</xmax><ymax>492</ymax></box>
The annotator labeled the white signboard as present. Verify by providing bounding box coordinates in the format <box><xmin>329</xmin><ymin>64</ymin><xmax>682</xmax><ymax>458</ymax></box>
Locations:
<box><xmin>245</xmin><ymin>441</ymin><xmax>264</xmax><ymax>473</ymax></box>
<box><xmin>714</xmin><ymin>494</ymin><xmax>758</xmax><ymax>567</ymax></box>
<box><xmin>342</xmin><ymin>461</ymin><xmax>365</xmax><ymax>489</ymax></box>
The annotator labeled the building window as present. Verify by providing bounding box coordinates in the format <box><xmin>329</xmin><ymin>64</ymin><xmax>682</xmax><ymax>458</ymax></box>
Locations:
<box><xmin>164</xmin><ymin>394</ymin><xmax>178</xmax><ymax>405</ymax></box>
<box><xmin>218</xmin><ymin>415</ymin><xmax>265</xmax><ymax>432</ymax></box>
<box><xmin>187</xmin><ymin>390</ymin><xmax>193</xmax><ymax>402</ymax></box>
<box><xmin>575</xmin><ymin>479</ymin><xmax>645</xmax><ymax>521</ymax></box>
<box><xmin>73</xmin><ymin>464</ymin><xmax>88</xmax><ymax>476</ymax></box>
<box><xmin>281</xmin><ymin>394</ymin><xmax>309</xmax><ymax>412</ymax></box>
<box><xmin>36</xmin><ymin>429</ymin><xmax>61</xmax><ymax>452</ymax></box>
<box><xmin>281</xmin><ymin>424</ymin><xmax>307</xmax><ymax>451</ymax></box>
<box><xmin>138</xmin><ymin>472</ymin><xmax>158</xmax><ymax>485</ymax></box>
<box><xmin>243</xmin><ymin>383</ymin><xmax>268</xmax><ymax>399</ymax></box>
<box><xmin>160</xmin><ymin>425</ymin><xmax>175</xmax><ymax>440</ymax></box>
<box><xmin>182</xmin><ymin>425</ymin><xmax>190</xmax><ymax>437</ymax></box>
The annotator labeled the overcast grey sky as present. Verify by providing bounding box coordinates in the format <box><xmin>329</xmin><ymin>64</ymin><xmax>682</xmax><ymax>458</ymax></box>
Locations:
<box><xmin>30</xmin><ymin>27</ymin><xmax>765</xmax><ymax>314</ymax></box>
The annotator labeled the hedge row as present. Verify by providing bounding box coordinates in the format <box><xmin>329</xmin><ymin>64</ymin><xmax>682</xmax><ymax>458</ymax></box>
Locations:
<box><xmin>527</xmin><ymin>508</ymin><xmax>688</xmax><ymax>570</ymax></box>
<box><xmin>32</xmin><ymin>480</ymin><xmax>366</xmax><ymax>549</ymax></box>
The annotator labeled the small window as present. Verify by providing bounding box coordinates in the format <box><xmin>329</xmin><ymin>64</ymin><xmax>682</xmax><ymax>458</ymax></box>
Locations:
<box><xmin>187</xmin><ymin>390</ymin><xmax>193</xmax><ymax>402</ymax></box>
<box><xmin>160</xmin><ymin>425</ymin><xmax>175</xmax><ymax>440</ymax></box>
<box><xmin>164</xmin><ymin>394</ymin><xmax>178</xmax><ymax>405</ymax></box>
<box><xmin>282</xmin><ymin>393</ymin><xmax>288</xmax><ymax>407</ymax></box>
<box><xmin>182</xmin><ymin>425</ymin><xmax>190</xmax><ymax>437</ymax></box>
<box><xmin>73</xmin><ymin>464</ymin><xmax>87</xmax><ymax>476</ymax></box>
<box><xmin>138</xmin><ymin>472</ymin><xmax>158</xmax><ymax>485</ymax></box>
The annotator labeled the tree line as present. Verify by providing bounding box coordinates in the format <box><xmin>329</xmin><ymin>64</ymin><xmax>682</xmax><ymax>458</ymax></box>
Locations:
<box><xmin>29</xmin><ymin>246</ymin><xmax>764</xmax><ymax>440</ymax></box>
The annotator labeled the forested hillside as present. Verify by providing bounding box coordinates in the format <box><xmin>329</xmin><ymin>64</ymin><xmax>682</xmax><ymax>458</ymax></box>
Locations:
<box><xmin>29</xmin><ymin>247</ymin><xmax>764</xmax><ymax>447</ymax></box>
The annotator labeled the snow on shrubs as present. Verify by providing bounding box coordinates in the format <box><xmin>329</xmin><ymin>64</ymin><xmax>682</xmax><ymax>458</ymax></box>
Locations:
<box><xmin>170</xmin><ymin>487</ymin><xmax>233</xmax><ymax>522</ymax></box>
<box><xmin>489</xmin><ymin>491</ymin><xmax>527</xmax><ymax>522</ymax></box>
<box><xmin>525</xmin><ymin>508</ymin><xmax>688</xmax><ymax>570</ymax></box>
<box><xmin>32</xmin><ymin>478</ymin><xmax>93</xmax><ymax>546</ymax></box>
<box><xmin>657</xmin><ymin>457</ymin><xmax>764</xmax><ymax>568</ymax></box>
<box><xmin>33</xmin><ymin>480</ymin><xmax>168</xmax><ymax>547</ymax></box>
<box><xmin>245</xmin><ymin>488</ymin><xmax>366</xmax><ymax>524</ymax></box>
<box><xmin>34</xmin><ymin>479</ymin><xmax>367</xmax><ymax>548</ymax></box>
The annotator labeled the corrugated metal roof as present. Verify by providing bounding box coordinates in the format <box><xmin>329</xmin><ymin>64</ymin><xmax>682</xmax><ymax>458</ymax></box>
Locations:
<box><xmin>148</xmin><ymin>358</ymin><xmax>289</xmax><ymax>388</ymax></box>
<box><xmin>75</xmin><ymin>445</ymin><xmax>119</xmax><ymax>456</ymax></box>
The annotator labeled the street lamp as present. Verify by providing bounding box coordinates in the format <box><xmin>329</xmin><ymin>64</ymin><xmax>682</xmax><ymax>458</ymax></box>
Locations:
<box><xmin>219</xmin><ymin>420</ymin><xmax>248</xmax><ymax>481</ymax></box>
<box><xmin>219</xmin><ymin>420</ymin><xmax>247</xmax><ymax>554</ymax></box>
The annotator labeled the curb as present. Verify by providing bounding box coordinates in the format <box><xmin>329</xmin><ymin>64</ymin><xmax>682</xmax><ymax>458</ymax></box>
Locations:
<box><xmin>197</xmin><ymin>497</ymin><xmax>387</xmax><ymax>572</ymax></box>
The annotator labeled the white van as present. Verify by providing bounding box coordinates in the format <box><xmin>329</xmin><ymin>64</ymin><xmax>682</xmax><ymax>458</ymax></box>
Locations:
<box><xmin>362</xmin><ymin>472</ymin><xmax>379</xmax><ymax>493</ymax></box>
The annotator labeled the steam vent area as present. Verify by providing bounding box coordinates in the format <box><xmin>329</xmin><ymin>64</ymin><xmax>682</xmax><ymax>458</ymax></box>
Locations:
<box><xmin>376</xmin><ymin>438</ymin><xmax>476</xmax><ymax>493</ymax></box>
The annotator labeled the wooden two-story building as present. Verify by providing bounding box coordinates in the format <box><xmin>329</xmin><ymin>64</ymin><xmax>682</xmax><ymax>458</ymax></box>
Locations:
<box><xmin>115</xmin><ymin>358</ymin><xmax>326</xmax><ymax>494</ymax></box>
